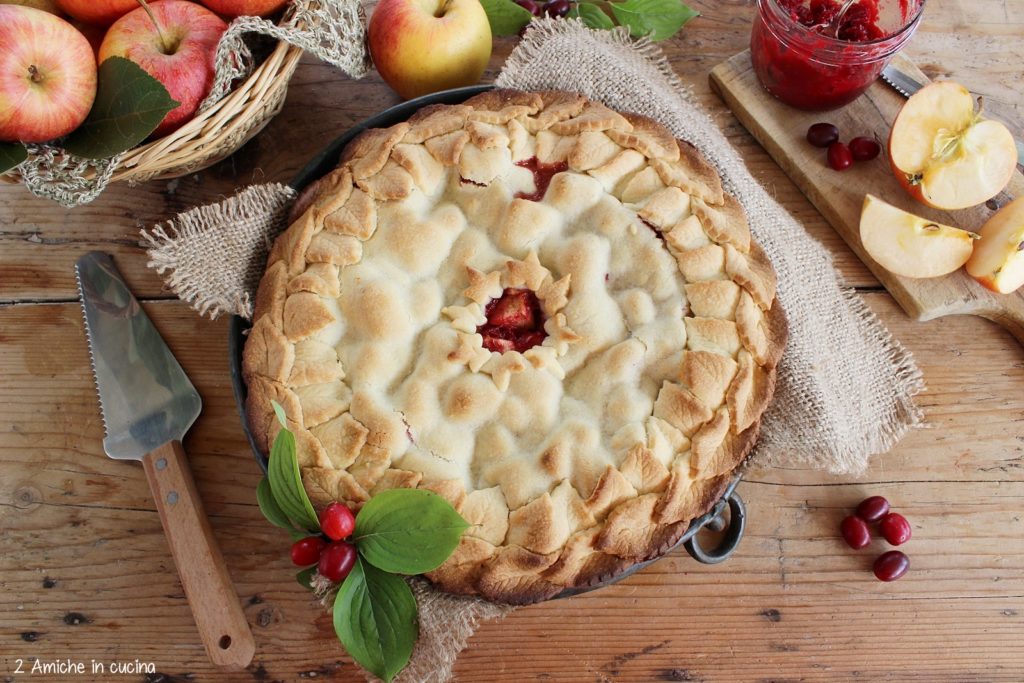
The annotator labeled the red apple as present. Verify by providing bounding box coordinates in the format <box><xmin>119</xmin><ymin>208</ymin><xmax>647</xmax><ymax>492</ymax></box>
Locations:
<box><xmin>71</xmin><ymin>20</ymin><xmax>107</xmax><ymax>61</ymax></box>
<box><xmin>368</xmin><ymin>0</ymin><xmax>492</xmax><ymax>100</ymax></box>
<box><xmin>0</xmin><ymin>0</ymin><xmax>64</xmax><ymax>16</ymax></box>
<box><xmin>0</xmin><ymin>5</ymin><xmax>97</xmax><ymax>143</ymax></box>
<box><xmin>889</xmin><ymin>81</ymin><xmax>1018</xmax><ymax>211</ymax></box>
<box><xmin>100</xmin><ymin>0</ymin><xmax>227</xmax><ymax>137</ymax></box>
<box><xmin>56</xmin><ymin>0</ymin><xmax>138</xmax><ymax>25</ymax></box>
<box><xmin>197</xmin><ymin>0</ymin><xmax>288</xmax><ymax>17</ymax></box>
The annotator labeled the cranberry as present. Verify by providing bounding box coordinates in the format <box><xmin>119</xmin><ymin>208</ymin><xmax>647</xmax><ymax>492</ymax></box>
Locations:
<box><xmin>879</xmin><ymin>512</ymin><xmax>912</xmax><ymax>545</ymax></box>
<box><xmin>290</xmin><ymin>536</ymin><xmax>326</xmax><ymax>567</ymax></box>
<box><xmin>827</xmin><ymin>141</ymin><xmax>853</xmax><ymax>171</ymax></box>
<box><xmin>849</xmin><ymin>136</ymin><xmax>881</xmax><ymax>161</ymax></box>
<box><xmin>840</xmin><ymin>515</ymin><xmax>871</xmax><ymax>549</ymax></box>
<box><xmin>855</xmin><ymin>496</ymin><xmax>890</xmax><ymax>523</ymax></box>
<box><xmin>515</xmin><ymin>0</ymin><xmax>542</xmax><ymax>15</ymax></box>
<box><xmin>319</xmin><ymin>502</ymin><xmax>356</xmax><ymax>541</ymax></box>
<box><xmin>318</xmin><ymin>541</ymin><xmax>357</xmax><ymax>583</ymax></box>
<box><xmin>873</xmin><ymin>550</ymin><xmax>910</xmax><ymax>582</ymax></box>
<box><xmin>545</xmin><ymin>0</ymin><xmax>571</xmax><ymax>17</ymax></box>
<box><xmin>806</xmin><ymin>122</ymin><xmax>839</xmax><ymax>148</ymax></box>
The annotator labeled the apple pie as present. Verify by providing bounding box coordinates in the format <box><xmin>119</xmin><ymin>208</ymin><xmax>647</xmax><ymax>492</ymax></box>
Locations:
<box><xmin>242</xmin><ymin>90</ymin><xmax>787</xmax><ymax>604</ymax></box>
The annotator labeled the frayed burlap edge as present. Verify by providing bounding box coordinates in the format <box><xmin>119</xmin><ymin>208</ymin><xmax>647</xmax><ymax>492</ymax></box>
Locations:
<box><xmin>142</xmin><ymin>183</ymin><xmax>296</xmax><ymax>319</ymax></box>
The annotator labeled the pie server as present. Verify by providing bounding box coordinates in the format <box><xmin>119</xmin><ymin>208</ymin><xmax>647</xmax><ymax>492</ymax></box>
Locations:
<box><xmin>880</xmin><ymin>64</ymin><xmax>1024</xmax><ymax>169</ymax></box>
<box><xmin>76</xmin><ymin>251</ymin><xmax>255</xmax><ymax>669</ymax></box>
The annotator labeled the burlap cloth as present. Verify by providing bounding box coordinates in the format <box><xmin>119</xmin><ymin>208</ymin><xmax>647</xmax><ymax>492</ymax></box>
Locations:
<box><xmin>16</xmin><ymin>0</ymin><xmax>368</xmax><ymax>208</ymax></box>
<box><xmin>144</xmin><ymin>19</ymin><xmax>925</xmax><ymax>682</ymax></box>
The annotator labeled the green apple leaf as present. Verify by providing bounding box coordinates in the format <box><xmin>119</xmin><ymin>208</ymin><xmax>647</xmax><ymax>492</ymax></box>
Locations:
<box><xmin>353</xmin><ymin>489</ymin><xmax>469</xmax><ymax>575</ymax></box>
<box><xmin>63</xmin><ymin>56</ymin><xmax>179</xmax><ymax>160</ymax></box>
<box><xmin>479</xmin><ymin>0</ymin><xmax>533</xmax><ymax>36</ymax></box>
<box><xmin>0</xmin><ymin>142</ymin><xmax>28</xmax><ymax>175</ymax></box>
<box><xmin>334</xmin><ymin>557</ymin><xmax>417</xmax><ymax>683</ymax></box>
<box><xmin>610</xmin><ymin>0</ymin><xmax>698</xmax><ymax>41</ymax></box>
<box><xmin>570</xmin><ymin>2</ymin><xmax>616</xmax><ymax>29</ymax></box>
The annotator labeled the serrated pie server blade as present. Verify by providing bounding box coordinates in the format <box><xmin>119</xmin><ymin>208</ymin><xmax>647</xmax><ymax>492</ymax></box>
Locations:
<box><xmin>75</xmin><ymin>251</ymin><xmax>254</xmax><ymax>668</ymax></box>
<box><xmin>76</xmin><ymin>251</ymin><xmax>201</xmax><ymax>459</ymax></box>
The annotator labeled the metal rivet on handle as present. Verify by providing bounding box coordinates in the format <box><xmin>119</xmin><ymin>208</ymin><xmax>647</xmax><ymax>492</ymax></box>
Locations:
<box><xmin>167</xmin><ymin>491</ymin><xmax>179</xmax><ymax>505</ymax></box>
<box><xmin>155</xmin><ymin>458</ymin><xmax>167</xmax><ymax>470</ymax></box>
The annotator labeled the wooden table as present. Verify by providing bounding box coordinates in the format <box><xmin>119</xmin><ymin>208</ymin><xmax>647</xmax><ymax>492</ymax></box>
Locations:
<box><xmin>2</xmin><ymin>2</ymin><xmax>1022</xmax><ymax>680</ymax></box>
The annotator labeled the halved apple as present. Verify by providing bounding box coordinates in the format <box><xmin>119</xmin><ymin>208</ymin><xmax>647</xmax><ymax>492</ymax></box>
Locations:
<box><xmin>860</xmin><ymin>194</ymin><xmax>978</xmax><ymax>278</ymax></box>
<box><xmin>889</xmin><ymin>81</ymin><xmax>1017</xmax><ymax>210</ymax></box>
<box><xmin>966</xmin><ymin>197</ymin><xmax>1024</xmax><ymax>293</ymax></box>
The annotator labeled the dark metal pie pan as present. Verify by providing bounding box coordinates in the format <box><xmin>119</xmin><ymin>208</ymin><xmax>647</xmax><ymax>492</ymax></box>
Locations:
<box><xmin>227</xmin><ymin>86</ymin><xmax>748</xmax><ymax>599</ymax></box>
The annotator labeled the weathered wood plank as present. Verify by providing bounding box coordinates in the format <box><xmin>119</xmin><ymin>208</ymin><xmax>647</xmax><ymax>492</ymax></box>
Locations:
<box><xmin>1</xmin><ymin>292</ymin><xmax>1021</xmax><ymax>681</ymax></box>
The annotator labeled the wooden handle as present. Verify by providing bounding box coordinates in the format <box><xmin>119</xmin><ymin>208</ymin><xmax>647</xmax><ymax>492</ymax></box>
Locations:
<box><xmin>143</xmin><ymin>441</ymin><xmax>256</xmax><ymax>669</ymax></box>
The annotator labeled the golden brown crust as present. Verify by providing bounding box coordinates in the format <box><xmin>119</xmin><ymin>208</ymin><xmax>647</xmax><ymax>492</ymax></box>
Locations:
<box><xmin>242</xmin><ymin>90</ymin><xmax>788</xmax><ymax>604</ymax></box>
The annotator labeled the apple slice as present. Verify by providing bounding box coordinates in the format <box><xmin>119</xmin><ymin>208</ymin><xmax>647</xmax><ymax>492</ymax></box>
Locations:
<box><xmin>966</xmin><ymin>197</ymin><xmax>1024</xmax><ymax>293</ymax></box>
<box><xmin>859</xmin><ymin>194</ymin><xmax>978</xmax><ymax>279</ymax></box>
<box><xmin>889</xmin><ymin>81</ymin><xmax>1017</xmax><ymax>210</ymax></box>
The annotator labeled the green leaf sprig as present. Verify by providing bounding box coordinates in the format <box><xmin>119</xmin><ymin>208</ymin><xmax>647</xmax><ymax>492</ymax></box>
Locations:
<box><xmin>256</xmin><ymin>401</ymin><xmax>469</xmax><ymax>682</ymax></box>
<box><xmin>482</xmin><ymin>0</ymin><xmax>698</xmax><ymax>40</ymax></box>
<box><xmin>0</xmin><ymin>142</ymin><xmax>28</xmax><ymax>175</ymax></box>
<box><xmin>63</xmin><ymin>56</ymin><xmax>178</xmax><ymax>160</ymax></box>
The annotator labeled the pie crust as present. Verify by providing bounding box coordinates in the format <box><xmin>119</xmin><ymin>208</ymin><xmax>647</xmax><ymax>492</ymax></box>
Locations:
<box><xmin>243</xmin><ymin>90</ymin><xmax>788</xmax><ymax>604</ymax></box>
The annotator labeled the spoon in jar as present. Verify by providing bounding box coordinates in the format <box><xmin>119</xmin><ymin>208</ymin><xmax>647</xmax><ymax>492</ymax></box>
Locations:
<box><xmin>819</xmin><ymin>0</ymin><xmax>858</xmax><ymax>38</ymax></box>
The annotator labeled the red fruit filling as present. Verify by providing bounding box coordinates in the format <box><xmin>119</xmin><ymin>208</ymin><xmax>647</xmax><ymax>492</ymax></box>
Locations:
<box><xmin>477</xmin><ymin>288</ymin><xmax>546</xmax><ymax>354</ymax></box>
<box><xmin>777</xmin><ymin>0</ymin><xmax>887</xmax><ymax>41</ymax></box>
<box><xmin>514</xmin><ymin>157</ymin><xmax>568</xmax><ymax>202</ymax></box>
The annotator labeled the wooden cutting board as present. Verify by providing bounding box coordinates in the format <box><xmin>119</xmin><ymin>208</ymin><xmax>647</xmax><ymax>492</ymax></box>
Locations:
<box><xmin>710</xmin><ymin>50</ymin><xmax>1024</xmax><ymax>344</ymax></box>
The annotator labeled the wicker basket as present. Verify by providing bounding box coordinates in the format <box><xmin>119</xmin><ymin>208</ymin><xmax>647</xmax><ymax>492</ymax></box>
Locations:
<box><xmin>0</xmin><ymin>39</ymin><xmax>304</xmax><ymax>187</ymax></box>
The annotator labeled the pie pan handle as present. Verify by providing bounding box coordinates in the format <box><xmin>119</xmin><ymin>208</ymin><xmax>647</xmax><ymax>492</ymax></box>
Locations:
<box><xmin>684</xmin><ymin>491</ymin><xmax>746</xmax><ymax>564</ymax></box>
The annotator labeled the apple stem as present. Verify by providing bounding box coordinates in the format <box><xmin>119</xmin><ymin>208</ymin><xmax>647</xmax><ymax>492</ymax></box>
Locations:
<box><xmin>137</xmin><ymin>0</ymin><xmax>172</xmax><ymax>54</ymax></box>
<box><xmin>27</xmin><ymin>65</ymin><xmax>43</xmax><ymax>84</ymax></box>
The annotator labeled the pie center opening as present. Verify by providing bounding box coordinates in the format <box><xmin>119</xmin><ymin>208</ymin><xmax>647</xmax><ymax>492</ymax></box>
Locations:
<box><xmin>477</xmin><ymin>288</ymin><xmax>547</xmax><ymax>353</ymax></box>
<box><xmin>514</xmin><ymin>157</ymin><xmax>569</xmax><ymax>202</ymax></box>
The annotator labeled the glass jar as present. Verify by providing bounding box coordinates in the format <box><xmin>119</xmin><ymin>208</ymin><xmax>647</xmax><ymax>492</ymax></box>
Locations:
<box><xmin>750</xmin><ymin>0</ymin><xmax>925</xmax><ymax>111</ymax></box>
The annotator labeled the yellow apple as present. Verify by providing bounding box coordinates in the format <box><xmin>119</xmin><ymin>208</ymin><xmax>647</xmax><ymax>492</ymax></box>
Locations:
<box><xmin>889</xmin><ymin>81</ymin><xmax>1017</xmax><ymax>210</ymax></box>
<box><xmin>859</xmin><ymin>194</ymin><xmax>978</xmax><ymax>279</ymax></box>
<box><xmin>368</xmin><ymin>0</ymin><xmax>492</xmax><ymax>100</ymax></box>
<box><xmin>966</xmin><ymin>197</ymin><xmax>1024</xmax><ymax>294</ymax></box>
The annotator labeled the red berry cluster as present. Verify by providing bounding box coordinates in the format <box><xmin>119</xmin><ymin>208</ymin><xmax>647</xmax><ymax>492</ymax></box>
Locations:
<box><xmin>515</xmin><ymin>0</ymin><xmax>572</xmax><ymax>19</ymax></box>
<box><xmin>806</xmin><ymin>122</ymin><xmax>881</xmax><ymax>171</ymax></box>
<box><xmin>290</xmin><ymin>502</ymin><xmax>358</xmax><ymax>583</ymax></box>
<box><xmin>840</xmin><ymin>496</ymin><xmax>912</xmax><ymax>582</ymax></box>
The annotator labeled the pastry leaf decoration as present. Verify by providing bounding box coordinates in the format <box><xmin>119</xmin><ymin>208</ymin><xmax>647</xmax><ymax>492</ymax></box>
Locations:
<box><xmin>63</xmin><ymin>57</ymin><xmax>178</xmax><ymax>160</ymax></box>
<box><xmin>254</xmin><ymin>402</ymin><xmax>468</xmax><ymax>682</ymax></box>
<box><xmin>353</xmin><ymin>489</ymin><xmax>470</xmax><ymax>575</ymax></box>
<box><xmin>0</xmin><ymin>142</ymin><xmax>28</xmax><ymax>175</ymax></box>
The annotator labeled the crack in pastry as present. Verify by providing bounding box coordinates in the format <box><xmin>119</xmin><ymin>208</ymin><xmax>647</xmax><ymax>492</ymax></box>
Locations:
<box><xmin>243</xmin><ymin>90</ymin><xmax>788</xmax><ymax>604</ymax></box>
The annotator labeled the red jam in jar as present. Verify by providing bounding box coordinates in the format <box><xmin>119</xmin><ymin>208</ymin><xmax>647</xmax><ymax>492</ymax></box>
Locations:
<box><xmin>751</xmin><ymin>0</ymin><xmax>924</xmax><ymax>110</ymax></box>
